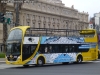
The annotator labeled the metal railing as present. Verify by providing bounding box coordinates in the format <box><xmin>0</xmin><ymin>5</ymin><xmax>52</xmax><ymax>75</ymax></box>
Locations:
<box><xmin>25</xmin><ymin>27</ymin><xmax>81</xmax><ymax>37</ymax></box>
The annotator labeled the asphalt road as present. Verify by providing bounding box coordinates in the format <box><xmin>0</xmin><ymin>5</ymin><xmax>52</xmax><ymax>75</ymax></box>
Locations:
<box><xmin>0</xmin><ymin>61</ymin><xmax>100</xmax><ymax>75</ymax></box>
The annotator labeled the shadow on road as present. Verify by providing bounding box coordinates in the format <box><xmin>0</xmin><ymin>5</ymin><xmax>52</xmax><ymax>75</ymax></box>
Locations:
<box><xmin>5</xmin><ymin>62</ymin><xmax>95</xmax><ymax>69</ymax></box>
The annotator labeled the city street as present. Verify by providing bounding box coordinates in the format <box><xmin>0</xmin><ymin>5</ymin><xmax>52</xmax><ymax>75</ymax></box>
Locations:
<box><xmin>0</xmin><ymin>60</ymin><xmax>100</xmax><ymax>75</ymax></box>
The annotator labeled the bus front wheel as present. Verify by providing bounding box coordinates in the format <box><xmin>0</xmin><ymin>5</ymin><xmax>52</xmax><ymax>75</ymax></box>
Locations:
<box><xmin>36</xmin><ymin>57</ymin><xmax>44</xmax><ymax>66</ymax></box>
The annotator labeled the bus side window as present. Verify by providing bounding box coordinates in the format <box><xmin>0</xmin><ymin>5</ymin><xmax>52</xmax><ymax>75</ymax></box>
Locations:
<box><xmin>65</xmin><ymin>46</ymin><xmax>68</xmax><ymax>53</ymax></box>
<box><xmin>49</xmin><ymin>45</ymin><xmax>58</xmax><ymax>53</ymax></box>
<box><xmin>49</xmin><ymin>46</ymin><xmax>53</xmax><ymax>53</ymax></box>
<box><xmin>38</xmin><ymin>45</ymin><xmax>45</xmax><ymax>53</ymax></box>
<box><xmin>59</xmin><ymin>45</ymin><xmax>64</xmax><ymax>53</ymax></box>
<box><xmin>30</xmin><ymin>45</ymin><xmax>36</xmax><ymax>54</ymax></box>
<box><xmin>53</xmin><ymin>46</ymin><xmax>59</xmax><ymax>53</ymax></box>
<box><xmin>69</xmin><ymin>46</ymin><xmax>74</xmax><ymax>53</ymax></box>
<box><xmin>45</xmin><ymin>46</ymin><xmax>49</xmax><ymax>53</ymax></box>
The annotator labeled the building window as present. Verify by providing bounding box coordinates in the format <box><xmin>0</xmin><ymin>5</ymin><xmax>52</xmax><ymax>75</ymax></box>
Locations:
<box><xmin>57</xmin><ymin>19</ymin><xmax>59</xmax><ymax>22</ymax></box>
<box><xmin>57</xmin><ymin>25</ymin><xmax>59</xmax><ymax>29</ymax></box>
<box><xmin>44</xmin><ymin>24</ymin><xmax>46</xmax><ymax>28</ymax></box>
<box><xmin>38</xmin><ymin>16</ymin><xmax>40</xmax><ymax>20</ymax></box>
<box><xmin>27</xmin><ymin>14</ymin><xmax>29</xmax><ymax>19</ymax></box>
<box><xmin>48</xmin><ymin>17</ymin><xmax>50</xmax><ymax>21</ymax></box>
<box><xmin>38</xmin><ymin>5</ymin><xmax>40</xmax><ymax>7</ymax></box>
<box><xmin>48</xmin><ymin>24</ymin><xmax>50</xmax><ymax>29</ymax></box>
<box><xmin>33</xmin><ymin>22</ymin><xmax>35</xmax><ymax>28</ymax></box>
<box><xmin>44</xmin><ymin>17</ymin><xmax>45</xmax><ymax>20</ymax></box>
<box><xmin>38</xmin><ymin>23</ymin><xmax>40</xmax><ymax>28</ymax></box>
<box><xmin>75</xmin><ymin>25</ymin><xmax>77</xmax><ymax>30</ymax></box>
<box><xmin>27</xmin><ymin>22</ymin><xmax>29</xmax><ymax>26</ymax></box>
<box><xmin>81</xmin><ymin>25</ymin><xmax>83</xmax><ymax>30</ymax></box>
<box><xmin>43</xmin><ymin>6</ymin><xmax>45</xmax><ymax>8</ymax></box>
<box><xmin>53</xmin><ymin>18</ymin><xmax>54</xmax><ymax>21</ymax></box>
<box><xmin>53</xmin><ymin>25</ymin><xmax>55</xmax><ymax>29</ymax></box>
<box><xmin>66</xmin><ymin>22</ymin><xmax>68</xmax><ymax>28</ymax></box>
<box><xmin>66</xmin><ymin>12</ymin><xmax>68</xmax><ymax>14</ymax></box>
<box><xmin>33</xmin><ymin>15</ymin><xmax>35</xmax><ymax>19</ymax></box>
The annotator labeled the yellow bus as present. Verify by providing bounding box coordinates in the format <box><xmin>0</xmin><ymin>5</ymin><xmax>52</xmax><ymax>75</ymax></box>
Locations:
<box><xmin>5</xmin><ymin>26</ymin><xmax>98</xmax><ymax>67</ymax></box>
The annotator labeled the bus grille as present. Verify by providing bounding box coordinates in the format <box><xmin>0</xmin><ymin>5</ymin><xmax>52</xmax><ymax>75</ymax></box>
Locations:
<box><xmin>7</xmin><ymin>57</ymin><xmax>17</xmax><ymax>61</ymax></box>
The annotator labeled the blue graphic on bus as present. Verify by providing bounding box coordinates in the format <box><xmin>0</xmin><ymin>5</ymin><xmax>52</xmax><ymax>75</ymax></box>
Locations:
<box><xmin>53</xmin><ymin>54</ymin><xmax>74</xmax><ymax>63</ymax></box>
<box><xmin>40</xmin><ymin>36</ymin><xmax>85</xmax><ymax>44</ymax></box>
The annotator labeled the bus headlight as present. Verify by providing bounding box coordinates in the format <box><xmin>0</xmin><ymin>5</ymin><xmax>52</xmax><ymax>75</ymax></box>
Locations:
<box><xmin>17</xmin><ymin>56</ymin><xmax>20</xmax><ymax>60</ymax></box>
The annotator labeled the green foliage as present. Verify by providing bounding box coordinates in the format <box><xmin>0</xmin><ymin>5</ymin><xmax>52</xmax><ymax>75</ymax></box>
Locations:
<box><xmin>0</xmin><ymin>53</ymin><xmax>5</xmax><ymax>58</ymax></box>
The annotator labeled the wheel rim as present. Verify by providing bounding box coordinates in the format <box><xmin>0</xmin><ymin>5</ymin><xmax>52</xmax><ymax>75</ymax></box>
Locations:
<box><xmin>78</xmin><ymin>57</ymin><xmax>82</xmax><ymax>63</ymax></box>
<box><xmin>38</xmin><ymin>59</ymin><xmax>43</xmax><ymax>65</ymax></box>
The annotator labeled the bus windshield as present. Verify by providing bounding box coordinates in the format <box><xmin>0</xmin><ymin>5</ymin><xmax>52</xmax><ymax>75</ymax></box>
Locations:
<box><xmin>7</xmin><ymin>29</ymin><xmax>22</xmax><ymax>41</ymax></box>
<box><xmin>6</xmin><ymin>29</ymin><xmax>22</xmax><ymax>55</ymax></box>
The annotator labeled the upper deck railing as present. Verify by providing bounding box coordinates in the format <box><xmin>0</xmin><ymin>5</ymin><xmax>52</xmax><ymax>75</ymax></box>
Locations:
<box><xmin>25</xmin><ymin>27</ymin><xmax>81</xmax><ymax>37</ymax></box>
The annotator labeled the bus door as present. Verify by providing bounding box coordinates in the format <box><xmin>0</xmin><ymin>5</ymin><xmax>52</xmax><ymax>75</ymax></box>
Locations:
<box><xmin>90</xmin><ymin>43</ymin><xmax>98</xmax><ymax>59</ymax></box>
<box><xmin>90</xmin><ymin>48</ymin><xmax>96</xmax><ymax>60</ymax></box>
<box><xmin>89</xmin><ymin>43</ymin><xmax>97</xmax><ymax>60</ymax></box>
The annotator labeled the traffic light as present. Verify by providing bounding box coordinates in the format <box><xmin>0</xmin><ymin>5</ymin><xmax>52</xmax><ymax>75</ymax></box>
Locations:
<box><xmin>0</xmin><ymin>12</ymin><xmax>5</xmax><ymax>23</ymax></box>
<box><xmin>7</xmin><ymin>18</ymin><xmax>11</xmax><ymax>24</ymax></box>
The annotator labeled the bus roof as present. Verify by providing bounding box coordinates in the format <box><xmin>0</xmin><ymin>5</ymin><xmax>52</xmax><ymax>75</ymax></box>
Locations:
<box><xmin>10</xmin><ymin>26</ymin><xmax>30</xmax><ymax>31</ymax></box>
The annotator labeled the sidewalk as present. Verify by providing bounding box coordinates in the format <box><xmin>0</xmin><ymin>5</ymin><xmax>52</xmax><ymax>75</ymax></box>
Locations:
<box><xmin>0</xmin><ymin>58</ymin><xmax>6</xmax><ymax>62</ymax></box>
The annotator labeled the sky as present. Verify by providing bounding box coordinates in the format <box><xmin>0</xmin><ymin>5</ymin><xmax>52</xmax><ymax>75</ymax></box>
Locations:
<box><xmin>62</xmin><ymin>0</ymin><xmax>100</xmax><ymax>17</ymax></box>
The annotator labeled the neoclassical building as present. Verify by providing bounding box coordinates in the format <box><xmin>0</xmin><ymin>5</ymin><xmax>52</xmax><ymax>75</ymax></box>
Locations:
<box><xmin>0</xmin><ymin>0</ymin><xmax>89</xmax><ymax>44</ymax></box>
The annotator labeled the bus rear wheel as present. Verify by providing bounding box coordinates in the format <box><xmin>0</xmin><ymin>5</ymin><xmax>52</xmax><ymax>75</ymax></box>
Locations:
<box><xmin>77</xmin><ymin>56</ymin><xmax>82</xmax><ymax>63</ymax></box>
<box><xmin>36</xmin><ymin>57</ymin><xmax>44</xmax><ymax>66</ymax></box>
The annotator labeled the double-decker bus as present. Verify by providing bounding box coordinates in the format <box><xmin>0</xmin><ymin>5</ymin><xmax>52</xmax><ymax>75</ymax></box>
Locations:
<box><xmin>5</xmin><ymin>26</ymin><xmax>98</xmax><ymax>67</ymax></box>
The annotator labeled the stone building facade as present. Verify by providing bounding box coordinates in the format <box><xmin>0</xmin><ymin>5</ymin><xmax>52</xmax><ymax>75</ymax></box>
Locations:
<box><xmin>0</xmin><ymin>0</ymin><xmax>89</xmax><ymax>44</ymax></box>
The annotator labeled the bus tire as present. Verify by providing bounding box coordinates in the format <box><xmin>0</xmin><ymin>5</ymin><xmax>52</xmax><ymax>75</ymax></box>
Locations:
<box><xmin>37</xmin><ymin>57</ymin><xmax>44</xmax><ymax>66</ymax></box>
<box><xmin>77</xmin><ymin>55</ymin><xmax>83</xmax><ymax>64</ymax></box>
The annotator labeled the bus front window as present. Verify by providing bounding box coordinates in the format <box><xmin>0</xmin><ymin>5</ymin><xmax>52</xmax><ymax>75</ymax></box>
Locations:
<box><xmin>6</xmin><ymin>29</ymin><xmax>22</xmax><ymax>61</ymax></box>
<box><xmin>6</xmin><ymin>43</ymin><xmax>21</xmax><ymax>55</ymax></box>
